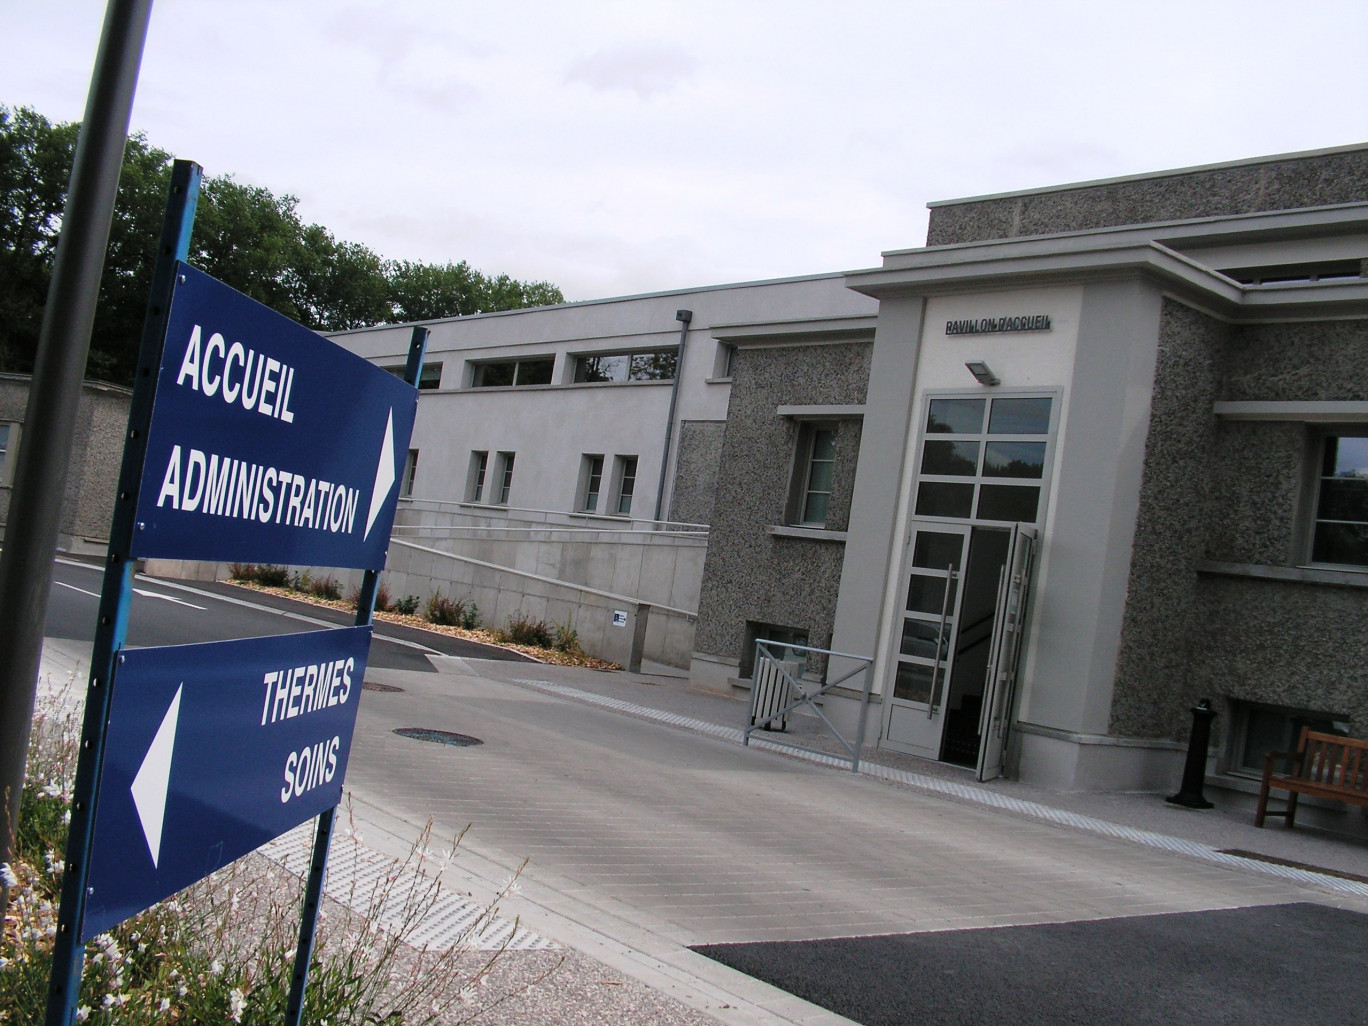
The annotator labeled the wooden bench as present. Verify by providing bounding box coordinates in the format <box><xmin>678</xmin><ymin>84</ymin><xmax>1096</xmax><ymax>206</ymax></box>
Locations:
<box><xmin>1255</xmin><ymin>728</ymin><xmax>1368</xmax><ymax>828</ymax></box>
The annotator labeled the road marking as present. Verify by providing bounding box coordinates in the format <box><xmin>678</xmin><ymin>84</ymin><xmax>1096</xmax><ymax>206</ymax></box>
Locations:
<box><xmin>132</xmin><ymin>587</ymin><xmax>206</xmax><ymax>610</ymax></box>
<box><xmin>56</xmin><ymin>581</ymin><xmax>101</xmax><ymax>599</ymax></box>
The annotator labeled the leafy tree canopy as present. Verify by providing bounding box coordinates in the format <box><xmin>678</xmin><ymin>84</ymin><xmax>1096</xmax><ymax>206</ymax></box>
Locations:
<box><xmin>0</xmin><ymin>105</ymin><xmax>564</xmax><ymax>385</ymax></box>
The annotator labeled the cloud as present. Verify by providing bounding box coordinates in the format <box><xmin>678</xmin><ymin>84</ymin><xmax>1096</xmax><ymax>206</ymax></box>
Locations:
<box><xmin>565</xmin><ymin>44</ymin><xmax>699</xmax><ymax>99</ymax></box>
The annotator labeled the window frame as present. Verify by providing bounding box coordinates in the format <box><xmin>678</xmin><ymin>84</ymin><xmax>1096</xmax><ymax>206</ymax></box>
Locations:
<box><xmin>573</xmin><ymin>348</ymin><xmax>679</xmax><ymax>384</ymax></box>
<box><xmin>466</xmin><ymin>451</ymin><xmax>489</xmax><ymax>503</ymax></box>
<box><xmin>494</xmin><ymin>451</ymin><xmax>516</xmax><ymax>505</ymax></box>
<box><xmin>1223</xmin><ymin>699</ymin><xmax>1350</xmax><ymax>779</ymax></box>
<box><xmin>1305</xmin><ymin>429</ymin><xmax>1368</xmax><ymax>571</ymax></box>
<box><xmin>790</xmin><ymin>423</ymin><xmax>838</xmax><ymax>527</ymax></box>
<box><xmin>401</xmin><ymin>448</ymin><xmax>419</xmax><ymax>498</ymax></box>
<box><xmin>609</xmin><ymin>455</ymin><xmax>638</xmax><ymax>516</ymax></box>
<box><xmin>469</xmin><ymin>356</ymin><xmax>555</xmax><ymax>388</ymax></box>
<box><xmin>577</xmin><ymin>453</ymin><xmax>605</xmax><ymax>513</ymax></box>
<box><xmin>0</xmin><ymin>422</ymin><xmax>15</xmax><ymax>487</ymax></box>
<box><xmin>384</xmin><ymin>362</ymin><xmax>443</xmax><ymax>390</ymax></box>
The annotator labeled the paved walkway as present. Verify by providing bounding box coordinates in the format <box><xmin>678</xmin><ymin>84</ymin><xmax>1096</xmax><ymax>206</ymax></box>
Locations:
<box><xmin>346</xmin><ymin>655</ymin><xmax>1368</xmax><ymax>1025</ymax></box>
<box><xmin>37</xmin><ymin>637</ymin><xmax>1368</xmax><ymax>1026</ymax></box>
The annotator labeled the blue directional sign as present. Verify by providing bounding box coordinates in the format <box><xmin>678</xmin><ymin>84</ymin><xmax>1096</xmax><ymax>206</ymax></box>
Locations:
<box><xmin>81</xmin><ymin>626</ymin><xmax>372</xmax><ymax>942</ymax></box>
<box><xmin>131</xmin><ymin>263</ymin><xmax>417</xmax><ymax>570</ymax></box>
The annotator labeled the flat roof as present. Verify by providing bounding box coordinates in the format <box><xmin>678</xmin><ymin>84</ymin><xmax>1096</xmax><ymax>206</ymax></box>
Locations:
<box><xmin>926</xmin><ymin>142</ymin><xmax>1368</xmax><ymax>209</ymax></box>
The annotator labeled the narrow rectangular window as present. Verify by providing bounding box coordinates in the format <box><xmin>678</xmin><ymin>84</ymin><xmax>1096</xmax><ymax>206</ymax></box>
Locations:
<box><xmin>495</xmin><ymin>451</ymin><xmax>515</xmax><ymax>505</ymax></box>
<box><xmin>0</xmin><ymin>423</ymin><xmax>10</xmax><ymax>485</ymax></box>
<box><xmin>467</xmin><ymin>451</ymin><xmax>488</xmax><ymax>502</ymax></box>
<box><xmin>800</xmin><ymin>427</ymin><xmax>836</xmax><ymax>525</ymax></box>
<box><xmin>579</xmin><ymin>454</ymin><xmax>604</xmax><ymax>512</ymax></box>
<box><xmin>613</xmin><ymin>455</ymin><xmax>638</xmax><ymax>516</ymax></box>
<box><xmin>1311</xmin><ymin>434</ymin><xmax>1368</xmax><ymax>568</ymax></box>
<box><xmin>401</xmin><ymin>449</ymin><xmax>419</xmax><ymax>497</ymax></box>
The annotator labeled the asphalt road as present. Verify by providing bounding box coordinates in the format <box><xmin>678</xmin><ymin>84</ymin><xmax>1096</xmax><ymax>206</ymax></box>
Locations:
<box><xmin>43</xmin><ymin>557</ymin><xmax>529</xmax><ymax>671</ymax></box>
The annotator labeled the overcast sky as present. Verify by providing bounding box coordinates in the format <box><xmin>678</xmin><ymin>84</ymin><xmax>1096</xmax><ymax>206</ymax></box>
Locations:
<box><xmin>5</xmin><ymin>1</ymin><xmax>1368</xmax><ymax>302</ymax></box>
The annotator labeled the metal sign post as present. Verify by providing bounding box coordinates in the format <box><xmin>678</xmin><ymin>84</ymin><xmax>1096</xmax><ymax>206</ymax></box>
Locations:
<box><xmin>45</xmin><ymin>158</ymin><xmax>202</xmax><ymax>1026</ymax></box>
<box><xmin>285</xmin><ymin>324</ymin><xmax>427</xmax><ymax>1026</ymax></box>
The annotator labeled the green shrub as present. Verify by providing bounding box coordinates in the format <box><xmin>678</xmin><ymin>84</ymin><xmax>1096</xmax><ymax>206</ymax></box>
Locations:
<box><xmin>553</xmin><ymin>620</ymin><xmax>582</xmax><ymax>654</ymax></box>
<box><xmin>424</xmin><ymin>592</ymin><xmax>466</xmax><ymax>626</ymax></box>
<box><xmin>307</xmin><ymin>575</ymin><xmax>342</xmax><ymax>601</ymax></box>
<box><xmin>496</xmin><ymin>612</ymin><xmax>553</xmax><ymax>648</ymax></box>
<box><xmin>461</xmin><ymin>602</ymin><xmax>480</xmax><ymax>630</ymax></box>
<box><xmin>252</xmin><ymin>564</ymin><xmax>292</xmax><ymax>588</ymax></box>
<box><xmin>393</xmin><ymin>595</ymin><xmax>420</xmax><ymax>615</ymax></box>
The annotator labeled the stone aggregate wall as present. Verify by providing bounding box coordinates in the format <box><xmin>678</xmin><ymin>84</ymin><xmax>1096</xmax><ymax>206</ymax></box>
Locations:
<box><xmin>1185</xmin><ymin>575</ymin><xmax>1368</xmax><ymax>743</ymax></box>
<box><xmin>927</xmin><ymin>148</ymin><xmax>1368</xmax><ymax>245</ymax></box>
<box><xmin>1107</xmin><ymin>301</ymin><xmax>1227</xmax><ymax>739</ymax></box>
<box><xmin>1223</xmin><ymin>320</ymin><xmax>1368</xmax><ymax>402</ymax></box>
<box><xmin>0</xmin><ymin>375</ymin><xmax>130</xmax><ymax>548</ymax></box>
<box><xmin>668</xmin><ymin>420</ymin><xmax>725</xmax><ymax>526</ymax></box>
<box><xmin>1201</xmin><ymin>421</ymin><xmax>1304</xmax><ymax>567</ymax></box>
<box><xmin>693</xmin><ymin>341</ymin><xmax>870</xmax><ymax>666</ymax></box>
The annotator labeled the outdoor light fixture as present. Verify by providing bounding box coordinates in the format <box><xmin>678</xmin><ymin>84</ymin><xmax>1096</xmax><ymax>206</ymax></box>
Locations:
<box><xmin>965</xmin><ymin>360</ymin><xmax>1000</xmax><ymax>386</ymax></box>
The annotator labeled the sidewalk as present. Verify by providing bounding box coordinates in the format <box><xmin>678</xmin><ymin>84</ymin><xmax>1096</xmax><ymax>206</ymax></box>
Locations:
<box><xmin>460</xmin><ymin>655</ymin><xmax>1368</xmax><ymax>886</ymax></box>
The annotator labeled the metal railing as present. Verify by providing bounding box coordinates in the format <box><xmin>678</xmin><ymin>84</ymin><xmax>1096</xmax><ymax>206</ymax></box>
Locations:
<box><xmin>742</xmin><ymin>639</ymin><xmax>874</xmax><ymax>772</ymax></box>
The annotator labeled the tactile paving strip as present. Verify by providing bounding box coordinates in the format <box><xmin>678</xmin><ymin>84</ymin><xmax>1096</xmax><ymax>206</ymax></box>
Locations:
<box><xmin>261</xmin><ymin>822</ymin><xmax>555</xmax><ymax>951</ymax></box>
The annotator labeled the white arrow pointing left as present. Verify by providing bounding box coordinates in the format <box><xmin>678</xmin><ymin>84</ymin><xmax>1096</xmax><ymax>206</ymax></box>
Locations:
<box><xmin>130</xmin><ymin>685</ymin><xmax>182</xmax><ymax>869</ymax></box>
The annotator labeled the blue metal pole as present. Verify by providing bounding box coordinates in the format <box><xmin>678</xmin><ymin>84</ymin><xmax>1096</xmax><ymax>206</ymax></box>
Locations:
<box><xmin>284</xmin><ymin>324</ymin><xmax>427</xmax><ymax>1026</ymax></box>
<box><xmin>44</xmin><ymin>159</ymin><xmax>202</xmax><ymax>1025</ymax></box>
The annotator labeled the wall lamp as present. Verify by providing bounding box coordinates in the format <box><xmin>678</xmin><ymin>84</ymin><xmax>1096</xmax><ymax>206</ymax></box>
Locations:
<box><xmin>965</xmin><ymin>360</ymin><xmax>1000</xmax><ymax>386</ymax></box>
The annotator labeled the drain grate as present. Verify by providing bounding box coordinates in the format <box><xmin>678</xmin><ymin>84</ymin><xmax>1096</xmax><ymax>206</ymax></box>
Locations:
<box><xmin>362</xmin><ymin>680</ymin><xmax>404</xmax><ymax>693</ymax></box>
<box><xmin>393</xmin><ymin>727</ymin><xmax>483</xmax><ymax>747</ymax></box>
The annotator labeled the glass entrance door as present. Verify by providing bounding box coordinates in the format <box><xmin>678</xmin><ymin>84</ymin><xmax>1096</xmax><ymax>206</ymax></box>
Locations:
<box><xmin>882</xmin><ymin>522</ymin><xmax>970</xmax><ymax>760</ymax></box>
<box><xmin>976</xmin><ymin>523</ymin><xmax>1036</xmax><ymax>781</ymax></box>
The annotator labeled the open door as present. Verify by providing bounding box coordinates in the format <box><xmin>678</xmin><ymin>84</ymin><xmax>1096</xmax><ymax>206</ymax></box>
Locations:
<box><xmin>975</xmin><ymin>523</ymin><xmax>1035</xmax><ymax>781</ymax></box>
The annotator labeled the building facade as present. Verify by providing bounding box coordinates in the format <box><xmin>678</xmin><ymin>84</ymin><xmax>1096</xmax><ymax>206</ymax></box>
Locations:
<box><xmin>335</xmin><ymin>144</ymin><xmax>1368</xmax><ymax>821</ymax></box>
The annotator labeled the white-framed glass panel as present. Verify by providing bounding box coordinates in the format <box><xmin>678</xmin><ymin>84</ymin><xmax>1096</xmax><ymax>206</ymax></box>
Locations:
<box><xmin>384</xmin><ymin>362</ymin><xmax>443</xmax><ymax>389</ymax></box>
<box><xmin>578</xmin><ymin>454</ymin><xmax>604</xmax><ymax>512</ymax></box>
<box><xmin>799</xmin><ymin>426</ymin><xmax>836</xmax><ymax>525</ymax></box>
<box><xmin>401</xmin><ymin>449</ymin><xmax>418</xmax><ymax>497</ymax></box>
<box><xmin>1310</xmin><ymin>434</ymin><xmax>1368</xmax><ymax>568</ymax></box>
<box><xmin>913</xmin><ymin>393</ymin><xmax>1055</xmax><ymax>526</ymax></box>
<box><xmin>467</xmin><ymin>451</ymin><xmax>488</xmax><ymax>502</ymax></box>
<box><xmin>1226</xmin><ymin>700</ymin><xmax>1350</xmax><ymax>777</ymax></box>
<box><xmin>471</xmin><ymin>357</ymin><xmax>554</xmax><ymax>387</ymax></box>
<box><xmin>494</xmin><ymin>452</ymin><xmax>515</xmax><ymax>505</ymax></box>
<box><xmin>574</xmin><ymin>348</ymin><xmax>678</xmax><ymax>383</ymax></box>
<box><xmin>612</xmin><ymin>455</ymin><xmax>638</xmax><ymax>515</ymax></box>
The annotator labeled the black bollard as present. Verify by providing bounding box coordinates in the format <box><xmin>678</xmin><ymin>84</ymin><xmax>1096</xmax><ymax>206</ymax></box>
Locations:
<box><xmin>1167</xmin><ymin>698</ymin><xmax>1217</xmax><ymax>809</ymax></box>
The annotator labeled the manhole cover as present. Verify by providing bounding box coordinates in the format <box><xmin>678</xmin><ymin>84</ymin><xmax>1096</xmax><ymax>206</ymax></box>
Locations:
<box><xmin>393</xmin><ymin>727</ymin><xmax>483</xmax><ymax>747</ymax></box>
<box><xmin>363</xmin><ymin>680</ymin><xmax>404</xmax><ymax>693</ymax></box>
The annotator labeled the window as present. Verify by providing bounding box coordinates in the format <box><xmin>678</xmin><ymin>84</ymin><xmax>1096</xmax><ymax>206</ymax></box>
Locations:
<box><xmin>610</xmin><ymin>455</ymin><xmax>638</xmax><ymax>516</ymax></box>
<box><xmin>574</xmin><ymin>349</ymin><xmax>678</xmax><ymax>383</ymax></box>
<box><xmin>913</xmin><ymin>394</ymin><xmax>1053</xmax><ymax>524</ymax></box>
<box><xmin>494</xmin><ymin>451</ymin><xmax>515</xmax><ymax>505</ymax></box>
<box><xmin>470</xmin><ymin>357</ymin><xmax>554</xmax><ymax>388</ymax></box>
<box><xmin>795</xmin><ymin>426</ymin><xmax>837</xmax><ymax>525</ymax></box>
<box><xmin>577</xmin><ymin>454</ymin><xmax>605</xmax><ymax>512</ymax></box>
<box><xmin>1227</xmin><ymin>700</ymin><xmax>1349</xmax><ymax>777</ymax></box>
<box><xmin>713</xmin><ymin>343</ymin><xmax>737</xmax><ymax>379</ymax></box>
<box><xmin>0</xmin><ymin>423</ymin><xmax>12</xmax><ymax>485</ymax></box>
<box><xmin>401</xmin><ymin>449</ymin><xmax>419</xmax><ymax>497</ymax></box>
<box><xmin>740</xmin><ymin>621</ymin><xmax>810</xmax><ymax>678</ymax></box>
<box><xmin>466</xmin><ymin>451</ymin><xmax>488</xmax><ymax>502</ymax></box>
<box><xmin>383</xmin><ymin>362</ymin><xmax>443</xmax><ymax>389</ymax></box>
<box><xmin>1309</xmin><ymin>434</ymin><xmax>1368</xmax><ymax>568</ymax></box>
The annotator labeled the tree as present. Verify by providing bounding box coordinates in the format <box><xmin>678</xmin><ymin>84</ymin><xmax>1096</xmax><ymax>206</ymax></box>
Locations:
<box><xmin>0</xmin><ymin>105</ymin><xmax>566</xmax><ymax>384</ymax></box>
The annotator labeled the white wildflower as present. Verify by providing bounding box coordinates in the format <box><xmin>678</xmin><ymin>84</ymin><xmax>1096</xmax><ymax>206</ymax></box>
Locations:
<box><xmin>228</xmin><ymin>987</ymin><xmax>248</xmax><ymax>1021</ymax></box>
<box><xmin>158</xmin><ymin>998</ymin><xmax>170</xmax><ymax>1012</ymax></box>
<box><xmin>210</xmin><ymin>958</ymin><xmax>224</xmax><ymax>976</ymax></box>
<box><xmin>0</xmin><ymin>863</ymin><xmax>17</xmax><ymax>889</ymax></box>
<box><xmin>75</xmin><ymin>1007</ymin><xmax>90</xmax><ymax>1022</ymax></box>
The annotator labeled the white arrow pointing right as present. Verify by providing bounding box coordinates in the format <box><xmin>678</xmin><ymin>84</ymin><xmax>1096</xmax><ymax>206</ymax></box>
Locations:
<box><xmin>130</xmin><ymin>685</ymin><xmax>182</xmax><ymax>869</ymax></box>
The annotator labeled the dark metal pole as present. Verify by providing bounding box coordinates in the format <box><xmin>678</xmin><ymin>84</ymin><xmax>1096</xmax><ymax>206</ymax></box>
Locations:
<box><xmin>1167</xmin><ymin>698</ymin><xmax>1217</xmax><ymax>810</ymax></box>
<box><xmin>652</xmin><ymin>309</ymin><xmax>691</xmax><ymax>525</ymax></box>
<box><xmin>43</xmin><ymin>158</ymin><xmax>200</xmax><ymax>1026</ymax></box>
<box><xmin>285</xmin><ymin>325</ymin><xmax>428</xmax><ymax>1026</ymax></box>
<box><xmin>0</xmin><ymin>0</ymin><xmax>154</xmax><ymax>914</ymax></box>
